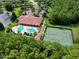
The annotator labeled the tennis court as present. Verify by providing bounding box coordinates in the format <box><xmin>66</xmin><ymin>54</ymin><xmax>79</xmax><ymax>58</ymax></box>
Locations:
<box><xmin>44</xmin><ymin>27</ymin><xmax>73</xmax><ymax>46</ymax></box>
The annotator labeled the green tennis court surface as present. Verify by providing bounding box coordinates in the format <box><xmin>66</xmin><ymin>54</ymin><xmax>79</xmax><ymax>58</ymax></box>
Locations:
<box><xmin>44</xmin><ymin>27</ymin><xmax>73</xmax><ymax>46</ymax></box>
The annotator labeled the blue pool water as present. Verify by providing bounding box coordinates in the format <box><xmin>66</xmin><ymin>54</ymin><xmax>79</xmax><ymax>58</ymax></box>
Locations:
<box><xmin>27</xmin><ymin>28</ymin><xmax>36</xmax><ymax>33</ymax></box>
<box><xmin>17</xmin><ymin>26</ymin><xmax>24</xmax><ymax>32</ymax></box>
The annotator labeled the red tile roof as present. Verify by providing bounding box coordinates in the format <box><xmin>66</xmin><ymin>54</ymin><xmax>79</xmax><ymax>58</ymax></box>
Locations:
<box><xmin>18</xmin><ymin>15</ymin><xmax>43</xmax><ymax>26</ymax></box>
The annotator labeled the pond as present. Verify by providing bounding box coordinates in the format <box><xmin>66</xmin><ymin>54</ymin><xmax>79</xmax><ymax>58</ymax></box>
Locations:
<box><xmin>44</xmin><ymin>27</ymin><xmax>73</xmax><ymax>46</ymax></box>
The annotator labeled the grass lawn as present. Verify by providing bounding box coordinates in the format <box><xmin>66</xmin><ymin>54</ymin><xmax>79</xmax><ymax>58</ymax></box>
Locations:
<box><xmin>43</xmin><ymin>18</ymin><xmax>52</xmax><ymax>26</ymax></box>
<box><xmin>5</xmin><ymin>22</ymin><xmax>17</xmax><ymax>31</ymax></box>
<box><xmin>13</xmin><ymin>7</ymin><xmax>22</xmax><ymax>17</ymax></box>
<box><xmin>71</xmin><ymin>27</ymin><xmax>79</xmax><ymax>43</ymax></box>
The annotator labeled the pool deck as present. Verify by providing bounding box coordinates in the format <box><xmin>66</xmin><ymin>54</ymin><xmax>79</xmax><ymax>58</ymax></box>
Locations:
<box><xmin>12</xmin><ymin>25</ymin><xmax>38</xmax><ymax>35</ymax></box>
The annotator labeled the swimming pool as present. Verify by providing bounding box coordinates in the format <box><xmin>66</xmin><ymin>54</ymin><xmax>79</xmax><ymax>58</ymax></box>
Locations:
<box><xmin>12</xmin><ymin>25</ymin><xmax>38</xmax><ymax>34</ymax></box>
<box><xmin>27</xmin><ymin>28</ymin><xmax>36</xmax><ymax>33</ymax></box>
<box><xmin>17</xmin><ymin>26</ymin><xmax>24</xmax><ymax>32</ymax></box>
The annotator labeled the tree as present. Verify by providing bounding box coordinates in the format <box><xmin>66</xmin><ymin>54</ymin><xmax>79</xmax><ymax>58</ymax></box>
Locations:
<box><xmin>41</xmin><ymin>0</ymin><xmax>79</xmax><ymax>25</ymax></box>
<box><xmin>0</xmin><ymin>32</ymin><xmax>79</xmax><ymax>59</ymax></box>
<box><xmin>5</xmin><ymin>3</ymin><xmax>13</xmax><ymax>11</ymax></box>
<box><xmin>0</xmin><ymin>23</ymin><xmax>4</xmax><ymax>31</ymax></box>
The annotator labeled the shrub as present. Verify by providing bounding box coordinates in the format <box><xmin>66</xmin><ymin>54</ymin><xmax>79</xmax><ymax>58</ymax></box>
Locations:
<box><xmin>5</xmin><ymin>4</ymin><xmax>14</xmax><ymax>11</ymax></box>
